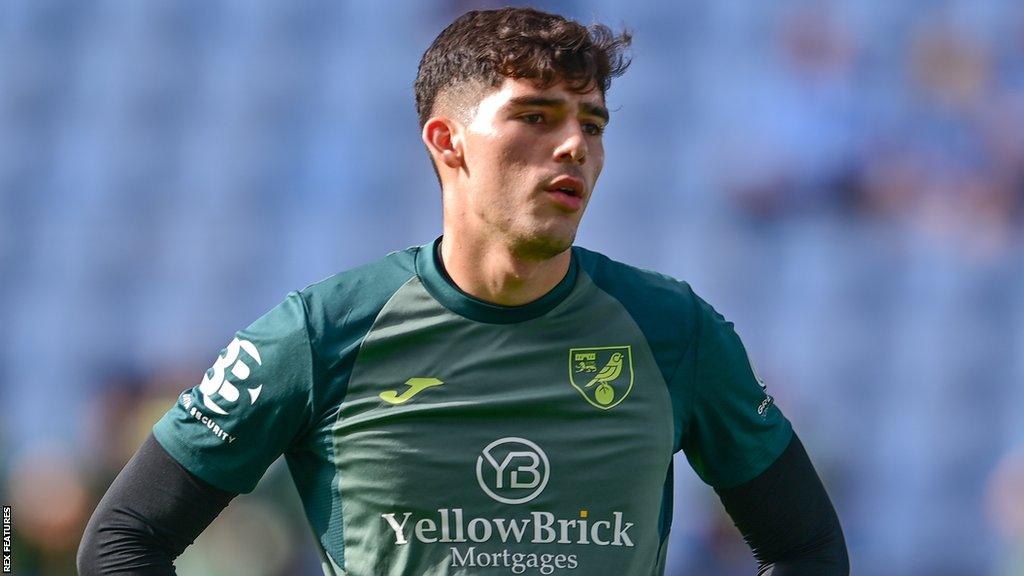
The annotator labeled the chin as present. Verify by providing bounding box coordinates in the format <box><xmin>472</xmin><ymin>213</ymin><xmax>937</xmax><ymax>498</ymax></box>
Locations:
<box><xmin>512</xmin><ymin>228</ymin><xmax>577</xmax><ymax>260</ymax></box>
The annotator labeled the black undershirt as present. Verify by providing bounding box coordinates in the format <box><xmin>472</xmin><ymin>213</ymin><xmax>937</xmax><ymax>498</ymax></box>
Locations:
<box><xmin>77</xmin><ymin>434</ymin><xmax>234</xmax><ymax>575</ymax></box>
<box><xmin>716</xmin><ymin>434</ymin><xmax>850</xmax><ymax>575</ymax></box>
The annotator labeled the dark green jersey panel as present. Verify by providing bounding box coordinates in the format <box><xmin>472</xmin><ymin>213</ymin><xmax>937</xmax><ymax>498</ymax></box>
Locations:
<box><xmin>574</xmin><ymin>247</ymin><xmax>792</xmax><ymax>489</ymax></box>
<box><xmin>297</xmin><ymin>247</ymin><xmax>420</xmax><ymax>436</ymax></box>
<box><xmin>679</xmin><ymin>294</ymin><xmax>792</xmax><ymax>489</ymax></box>
<box><xmin>286</xmin><ymin>247</ymin><xmax>419</xmax><ymax>572</ymax></box>
<box><xmin>153</xmin><ymin>291</ymin><xmax>315</xmax><ymax>494</ymax></box>
<box><xmin>154</xmin><ymin>247</ymin><xmax>420</xmax><ymax>572</ymax></box>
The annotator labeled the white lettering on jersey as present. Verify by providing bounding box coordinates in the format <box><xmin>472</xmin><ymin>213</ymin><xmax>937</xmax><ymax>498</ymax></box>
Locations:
<box><xmin>199</xmin><ymin>337</ymin><xmax>263</xmax><ymax>415</ymax></box>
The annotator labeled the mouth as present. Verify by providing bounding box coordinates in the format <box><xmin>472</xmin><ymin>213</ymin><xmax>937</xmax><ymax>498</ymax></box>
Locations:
<box><xmin>544</xmin><ymin>175</ymin><xmax>585</xmax><ymax>198</ymax></box>
<box><xmin>543</xmin><ymin>175</ymin><xmax>586</xmax><ymax>211</ymax></box>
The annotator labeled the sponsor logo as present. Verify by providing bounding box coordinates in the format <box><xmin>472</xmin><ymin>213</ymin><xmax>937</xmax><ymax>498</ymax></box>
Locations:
<box><xmin>380</xmin><ymin>508</ymin><xmax>634</xmax><ymax>548</ymax></box>
<box><xmin>568</xmin><ymin>346</ymin><xmax>634</xmax><ymax>410</ymax></box>
<box><xmin>199</xmin><ymin>337</ymin><xmax>263</xmax><ymax>416</ymax></box>
<box><xmin>380</xmin><ymin>377</ymin><xmax>444</xmax><ymax>405</ymax></box>
<box><xmin>183</xmin><ymin>400</ymin><xmax>236</xmax><ymax>443</ymax></box>
<box><xmin>476</xmin><ymin>437</ymin><xmax>550</xmax><ymax>505</ymax></box>
<box><xmin>757</xmin><ymin>389</ymin><xmax>775</xmax><ymax>417</ymax></box>
<box><xmin>745</xmin><ymin>349</ymin><xmax>774</xmax><ymax>418</ymax></box>
<box><xmin>380</xmin><ymin>508</ymin><xmax>634</xmax><ymax>574</ymax></box>
<box><xmin>451</xmin><ymin>547</ymin><xmax>577</xmax><ymax>574</ymax></box>
<box><xmin>378</xmin><ymin>436</ymin><xmax>637</xmax><ymax>574</ymax></box>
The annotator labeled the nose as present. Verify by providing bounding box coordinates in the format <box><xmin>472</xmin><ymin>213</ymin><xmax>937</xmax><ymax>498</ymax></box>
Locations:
<box><xmin>554</xmin><ymin>125</ymin><xmax>587</xmax><ymax>165</ymax></box>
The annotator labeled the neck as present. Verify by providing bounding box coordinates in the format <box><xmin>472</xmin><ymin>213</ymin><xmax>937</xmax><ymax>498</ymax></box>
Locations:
<box><xmin>438</xmin><ymin>231</ymin><xmax>571</xmax><ymax>307</ymax></box>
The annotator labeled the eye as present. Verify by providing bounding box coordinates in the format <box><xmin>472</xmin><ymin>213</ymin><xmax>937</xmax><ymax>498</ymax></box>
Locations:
<box><xmin>519</xmin><ymin>113</ymin><xmax>545</xmax><ymax>124</ymax></box>
<box><xmin>582</xmin><ymin>122</ymin><xmax>605</xmax><ymax>136</ymax></box>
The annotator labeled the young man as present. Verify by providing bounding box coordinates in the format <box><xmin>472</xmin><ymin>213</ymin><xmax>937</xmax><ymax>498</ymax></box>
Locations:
<box><xmin>79</xmin><ymin>7</ymin><xmax>848</xmax><ymax>576</ymax></box>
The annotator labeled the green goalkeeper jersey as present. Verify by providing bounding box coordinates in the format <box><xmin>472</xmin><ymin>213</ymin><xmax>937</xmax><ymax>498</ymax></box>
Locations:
<box><xmin>153</xmin><ymin>236</ymin><xmax>791</xmax><ymax>576</ymax></box>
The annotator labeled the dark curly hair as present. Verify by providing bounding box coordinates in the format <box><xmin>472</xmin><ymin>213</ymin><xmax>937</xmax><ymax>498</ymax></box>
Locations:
<box><xmin>414</xmin><ymin>7</ymin><xmax>632</xmax><ymax>128</ymax></box>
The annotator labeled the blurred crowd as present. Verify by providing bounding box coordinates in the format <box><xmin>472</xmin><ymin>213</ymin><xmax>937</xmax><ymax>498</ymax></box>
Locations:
<box><xmin>2</xmin><ymin>1</ymin><xmax>1024</xmax><ymax>575</ymax></box>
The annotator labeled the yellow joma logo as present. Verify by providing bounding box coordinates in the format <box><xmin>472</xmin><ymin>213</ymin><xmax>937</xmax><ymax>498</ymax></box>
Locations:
<box><xmin>379</xmin><ymin>377</ymin><xmax>444</xmax><ymax>405</ymax></box>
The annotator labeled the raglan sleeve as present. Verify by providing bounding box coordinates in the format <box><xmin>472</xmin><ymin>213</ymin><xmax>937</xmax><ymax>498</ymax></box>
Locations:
<box><xmin>152</xmin><ymin>291</ymin><xmax>315</xmax><ymax>494</ymax></box>
<box><xmin>677</xmin><ymin>292</ymin><xmax>793</xmax><ymax>490</ymax></box>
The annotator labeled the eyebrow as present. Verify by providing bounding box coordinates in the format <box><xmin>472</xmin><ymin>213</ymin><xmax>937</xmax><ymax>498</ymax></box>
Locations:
<box><xmin>506</xmin><ymin>96</ymin><xmax>610</xmax><ymax>124</ymax></box>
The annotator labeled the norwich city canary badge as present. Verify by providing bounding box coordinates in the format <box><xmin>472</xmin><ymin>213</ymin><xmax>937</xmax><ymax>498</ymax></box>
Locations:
<box><xmin>569</xmin><ymin>346</ymin><xmax>634</xmax><ymax>410</ymax></box>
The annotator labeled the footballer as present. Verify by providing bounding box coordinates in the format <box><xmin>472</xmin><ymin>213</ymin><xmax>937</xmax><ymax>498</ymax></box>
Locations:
<box><xmin>79</xmin><ymin>7</ymin><xmax>848</xmax><ymax>575</ymax></box>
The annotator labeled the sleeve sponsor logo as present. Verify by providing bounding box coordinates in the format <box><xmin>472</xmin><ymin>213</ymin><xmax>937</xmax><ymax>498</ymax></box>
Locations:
<box><xmin>184</xmin><ymin>403</ymin><xmax>236</xmax><ymax>444</ymax></box>
<box><xmin>199</xmin><ymin>337</ymin><xmax>263</xmax><ymax>416</ymax></box>
<box><xmin>176</xmin><ymin>337</ymin><xmax>262</xmax><ymax>444</ymax></box>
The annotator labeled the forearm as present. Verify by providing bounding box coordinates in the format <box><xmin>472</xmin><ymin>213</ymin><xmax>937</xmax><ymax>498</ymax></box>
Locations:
<box><xmin>755</xmin><ymin>538</ymin><xmax>848</xmax><ymax>576</ymax></box>
<box><xmin>717</xmin><ymin>433</ymin><xmax>849</xmax><ymax>576</ymax></box>
<box><xmin>77</xmin><ymin>433</ymin><xmax>235</xmax><ymax>575</ymax></box>
<box><xmin>751</xmin><ymin>514</ymin><xmax>848</xmax><ymax>576</ymax></box>
<box><xmin>760</xmin><ymin>556</ymin><xmax>847</xmax><ymax>576</ymax></box>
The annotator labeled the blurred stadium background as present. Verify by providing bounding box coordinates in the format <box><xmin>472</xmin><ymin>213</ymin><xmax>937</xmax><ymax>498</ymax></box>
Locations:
<box><xmin>2</xmin><ymin>0</ymin><xmax>1024</xmax><ymax>574</ymax></box>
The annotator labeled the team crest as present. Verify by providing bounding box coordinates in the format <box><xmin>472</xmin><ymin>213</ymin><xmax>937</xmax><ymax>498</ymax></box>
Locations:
<box><xmin>568</xmin><ymin>346</ymin><xmax>634</xmax><ymax>410</ymax></box>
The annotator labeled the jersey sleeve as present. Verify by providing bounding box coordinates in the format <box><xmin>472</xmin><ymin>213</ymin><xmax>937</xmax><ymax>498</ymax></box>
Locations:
<box><xmin>677</xmin><ymin>293</ymin><xmax>792</xmax><ymax>490</ymax></box>
<box><xmin>152</xmin><ymin>292</ymin><xmax>315</xmax><ymax>494</ymax></box>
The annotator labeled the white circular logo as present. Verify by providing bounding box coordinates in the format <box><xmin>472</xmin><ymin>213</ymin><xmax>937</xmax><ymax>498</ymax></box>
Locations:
<box><xmin>476</xmin><ymin>437</ymin><xmax>550</xmax><ymax>505</ymax></box>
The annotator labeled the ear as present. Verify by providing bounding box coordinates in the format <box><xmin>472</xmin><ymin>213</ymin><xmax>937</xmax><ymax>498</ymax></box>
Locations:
<box><xmin>422</xmin><ymin>116</ymin><xmax>464</xmax><ymax>169</ymax></box>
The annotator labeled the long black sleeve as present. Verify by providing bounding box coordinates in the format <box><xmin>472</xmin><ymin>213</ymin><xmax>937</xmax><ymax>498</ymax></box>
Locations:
<box><xmin>715</xmin><ymin>433</ymin><xmax>849</xmax><ymax>575</ymax></box>
<box><xmin>77</xmin><ymin>433</ymin><xmax>237</xmax><ymax>575</ymax></box>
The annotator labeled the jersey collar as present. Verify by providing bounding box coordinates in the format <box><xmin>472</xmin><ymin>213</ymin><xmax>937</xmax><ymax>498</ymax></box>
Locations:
<box><xmin>416</xmin><ymin>236</ymin><xmax>578</xmax><ymax>324</ymax></box>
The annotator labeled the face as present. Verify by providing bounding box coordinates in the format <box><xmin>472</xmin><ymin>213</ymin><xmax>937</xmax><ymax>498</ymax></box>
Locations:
<box><xmin>452</xmin><ymin>77</ymin><xmax>608</xmax><ymax>259</ymax></box>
